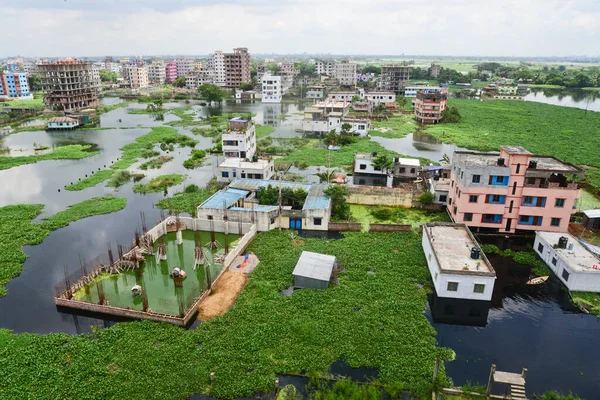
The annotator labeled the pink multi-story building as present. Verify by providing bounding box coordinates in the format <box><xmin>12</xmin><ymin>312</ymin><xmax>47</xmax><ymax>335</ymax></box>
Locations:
<box><xmin>414</xmin><ymin>87</ymin><xmax>448</xmax><ymax>124</ymax></box>
<box><xmin>448</xmin><ymin>146</ymin><xmax>583</xmax><ymax>233</ymax></box>
<box><xmin>165</xmin><ymin>61</ymin><xmax>177</xmax><ymax>84</ymax></box>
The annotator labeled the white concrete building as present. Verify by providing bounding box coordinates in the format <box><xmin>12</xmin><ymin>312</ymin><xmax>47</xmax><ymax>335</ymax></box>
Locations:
<box><xmin>353</xmin><ymin>152</ymin><xmax>393</xmax><ymax>187</ymax></box>
<box><xmin>91</xmin><ymin>65</ymin><xmax>102</xmax><ymax>89</ymax></box>
<box><xmin>333</xmin><ymin>60</ymin><xmax>357</xmax><ymax>87</ymax></box>
<box><xmin>103</xmin><ymin>61</ymin><xmax>122</xmax><ymax>75</ymax></box>
<box><xmin>430</xmin><ymin>178</ymin><xmax>451</xmax><ymax>205</ymax></box>
<box><xmin>364</xmin><ymin>91</ymin><xmax>396</xmax><ymax>105</ymax></box>
<box><xmin>315</xmin><ymin>60</ymin><xmax>335</xmax><ymax>76</ymax></box>
<box><xmin>261</xmin><ymin>74</ymin><xmax>292</xmax><ymax>103</ymax></box>
<box><xmin>197</xmin><ymin>179</ymin><xmax>331</xmax><ymax>232</ymax></box>
<box><xmin>175</xmin><ymin>57</ymin><xmax>194</xmax><ymax>78</ymax></box>
<box><xmin>222</xmin><ymin>118</ymin><xmax>256</xmax><ymax>159</ymax></box>
<box><xmin>208</xmin><ymin>51</ymin><xmax>226</xmax><ymax>86</ymax></box>
<box><xmin>123</xmin><ymin>65</ymin><xmax>149</xmax><ymax>89</ymax></box>
<box><xmin>217</xmin><ymin>158</ymin><xmax>274</xmax><ymax>183</ymax></box>
<box><xmin>404</xmin><ymin>85</ymin><xmax>434</xmax><ymax>98</ymax></box>
<box><xmin>392</xmin><ymin>156</ymin><xmax>420</xmax><ymax>181</ymax></box>
<box><xmin>302</xmin><ymin>107</ymin><xmax>369</xmax><ymax>136</ymax></box>
<box><xmin>534</xmin><ymin>232</ymin><xmax>600</xmax><ymax>292</ymax></box>
<box><xmin>423</xmin><ymin>223</ymin><xmax>496</xmax><ymax>301</ymax></box>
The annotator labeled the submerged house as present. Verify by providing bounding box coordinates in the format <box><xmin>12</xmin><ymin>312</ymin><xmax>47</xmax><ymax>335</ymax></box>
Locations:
<box><xmin>197</xmin><ymin>179</ymin><xmax>331</xmax><ymax>231</ymax></box>
<box><xmin>534</xmin><ymin>231</ymin><xmax>600</xmax><ymax>292</ymax></box>
<box><xmin>47</xmin><ymin>117</ymin><xmax>79</xmax><ymax>130</ymax></box>
<box><xmin>423</xmin><ymin>223</ymin><xmax>496</xmax><ymax>301</ymax></box>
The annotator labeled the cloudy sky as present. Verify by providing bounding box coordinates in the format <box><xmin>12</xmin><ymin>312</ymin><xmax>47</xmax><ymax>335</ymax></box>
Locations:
<box><xmin>1</xmin><ymin>0</ymin><xmax>599</xmax><ymax>58</ymax></box>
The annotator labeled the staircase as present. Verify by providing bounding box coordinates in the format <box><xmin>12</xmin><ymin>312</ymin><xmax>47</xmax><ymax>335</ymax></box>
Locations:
<box><xmin>510</xmin><ymin>383</ymin><xmax>527</xmax><ymax>399</ymax></box>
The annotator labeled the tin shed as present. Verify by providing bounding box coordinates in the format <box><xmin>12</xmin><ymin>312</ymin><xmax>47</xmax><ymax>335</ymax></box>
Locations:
<box><xmin>292</xmin><ymin>251</ymin><xmax>336</xmax><ymax>289</ymax></box>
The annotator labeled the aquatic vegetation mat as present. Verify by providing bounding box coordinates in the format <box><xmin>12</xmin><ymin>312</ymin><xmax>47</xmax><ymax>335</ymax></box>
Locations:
<box><xmin>65</xmin><ymin>170</ymin><xmax>115</xmax><ymax>191</ymax></box>
<box><xmin>156</xmin><ymin>187</ymin><xmax>217</xmax><ymax>216</ymax></box>
<box><xmin>0</xmin><ymin>231</ymin><xmax>452</xmax><ymax>399</ymax></box>
<box><xmin>0</xmin><ymin>195</ymin><xmax>127</xmax><ymax>296</ymax></box>
<box><xmin>132</xmin><ymin>174</ymin><xmax>186</xmax><ymax>194</ymax></box>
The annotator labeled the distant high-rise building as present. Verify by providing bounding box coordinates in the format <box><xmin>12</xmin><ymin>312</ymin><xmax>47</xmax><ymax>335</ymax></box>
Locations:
<box><xmin>147</xmin><ymin>60</ymin><xmax>166</xmax><ymax>85</ymax></box>
<box><xmin>165</xmin><ymin>61</ymin><xmax>177</xmax><ymax>84</ymax></box>
<box><xmin>379</xmin><ymin>64</ymin><xmax>411</xmax><ymax>94</ymax></box>
<box><xmin>175</xmin><ymin>57</ymin><xmax>194</xmax><ymax>78</ymax></box>
<box><xmin>430</xmin><ymin>63</ymin><xmax>441</xmax><ymax>78</ymax></box>
<box><xmin>38</xmin><ymin>58</ymin><xmax>100</xmax><ymax>112</ymax></box>
<box><xmin>208</xmin><ymin>48</ymin><xmax>251</xmax><ymax>88</ymax></box>
<box><xmin>333</xmin><ymin>60</ymin><xmax>357</xmax><ymax>87</ymax></box>
<box><xmin>0</xmin><ymin>71</ymin><xmax>32</xmax><ymax>99</ymax></box>
<box><xmin>123</xmin><ymin>65</ymin><xmax>149</xmax><ymax>89</ymax></box>
<box><xmin>315</xmin><ymin>60</ymin><xmax>334</xmax><ymax>76</ymax></box>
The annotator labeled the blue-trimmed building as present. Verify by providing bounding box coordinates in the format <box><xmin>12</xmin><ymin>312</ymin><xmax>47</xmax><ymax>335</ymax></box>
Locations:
<box><xmin>197</xmin><ymin>179</ymin><xmax>332</xmax><ymax>231</ymax></box>
<box><xmin>0</xmin><ymin>71</ymin><xmax>32</xmax><ymax>99</ymax></box>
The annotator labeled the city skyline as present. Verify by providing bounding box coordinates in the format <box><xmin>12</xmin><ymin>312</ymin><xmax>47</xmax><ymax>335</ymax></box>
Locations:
<box><xmin>1</xmin><ymin>0</ymin><xmax>599</xmax><ymax>58</ymax></box>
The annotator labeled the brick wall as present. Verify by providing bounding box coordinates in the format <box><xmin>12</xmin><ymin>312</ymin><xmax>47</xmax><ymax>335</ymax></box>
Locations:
<box><xmin>328</xmin><ymin>222</ymin><xmax>362</xmax><ymax>231</ymax></box>
<box><xmin>368</xmin><ymin>224</ymin><xmax>412</xmax><ymax>232</ymax></box>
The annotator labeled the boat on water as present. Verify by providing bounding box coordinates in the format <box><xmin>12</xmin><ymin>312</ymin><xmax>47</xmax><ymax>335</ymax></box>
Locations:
<box><xmin>526</xmin><ymin>276</ymin><xmax>549</xmax><ymax>285</ymax></box>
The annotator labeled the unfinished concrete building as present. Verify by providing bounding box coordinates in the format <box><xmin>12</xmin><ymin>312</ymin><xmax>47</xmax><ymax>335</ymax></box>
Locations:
<box><xmin>38</xmin><ymin>59</ymin><xmax>101</xmax><ymax>112</ymax></box>
<box><xmin>379</xmin><ymin>64</ymin><xmax>411</xmax><ymax>94</ymax></box>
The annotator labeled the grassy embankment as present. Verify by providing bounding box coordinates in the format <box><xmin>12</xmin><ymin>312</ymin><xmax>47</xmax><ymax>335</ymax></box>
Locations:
<box><xmin>65</xmin><ymin>126</ymin><xmax>197</xmax><ymax>191</ymax></box>
<box><xmin>0</xmin><ymin>195</ymin><xmax>127</xmax><ymax>296</ymax></box>
<box><xmin>423</xmin><ymin>99</ymin><xmax>600</xmax><ymax>192</ymax></box>
<box><xmin>369</xmin><ymin>114</ymin><xmax>418</xmax><ymax>138</ymax></box>
<box><xmin>0</xmin><ymin>230</ymin><xmax>453</xmax><ymax>399</ymax></box>
<box><xmin>0</xmin><ymin>145</ymin><xmax>98</xmax><ymax>171</ymax></box>
<box><xmin>132</xmin><ymin>174</ymin><xmax>186</xmax><ymax>194</ymax></box>
<box><xmin>570</xmin><ymin>292</ymin><xmax>600</xmax><ymax>316</ymax></box>
<box><xmin>156</xmin><ymin>182</ymin><xmax>218</xmax><ymax>216</ymax></box>
<box><xmin>256</xmin><ymin>124</ymin><xmax>275</xmax><ymax>139</ymax></box>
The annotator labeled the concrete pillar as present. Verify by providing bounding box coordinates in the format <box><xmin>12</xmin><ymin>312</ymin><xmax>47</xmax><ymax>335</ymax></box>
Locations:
<box><xmin>176</xmin><ymin>230</ymin><xmax>183</xmax><ymax>245</ymax></box>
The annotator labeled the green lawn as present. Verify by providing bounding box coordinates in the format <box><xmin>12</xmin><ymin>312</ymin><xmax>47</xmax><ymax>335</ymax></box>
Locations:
<box><xmin>369</xmin><ymin>114</ymin><xmax>418</xmax><ymax>138</ymax></box>
<box><xmin>350</xmin><ymin>204</ymin><xmax>450</xmax><ymax>231</ymax></box>
<box><xmin>0</xmin><ymin>230</ymin><xmax>452</xmax><ymax>399</ymax></box>
<box><xmin>0</xmin><ymin>195</ymin><xmax>127</xmax><ymax>296</ymax></box>
<box><xmin>156</xmin><ymin>189</ymin><xmax>216</xmax><ymax>216</ymax></box>
<box><xmin>423</xmin><ymin>99</ymin><xmax>600</xmax><ymax>191</ymax></box>
<box><xmin>256</xmin><ymin>124</ymin><xmax>275</xmax><ymax>139</ymax></box>
<box><xmin>1</xmin><ymin>97</ymin><xmax>45</xmax><ymax>110</ymax></box>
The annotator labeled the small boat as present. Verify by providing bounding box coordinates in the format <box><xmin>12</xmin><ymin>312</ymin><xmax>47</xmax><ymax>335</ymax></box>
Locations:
<box><xmin>526</xmin><ymin>276</ymin><xmax>549</xmax><ymax>285</ymax></box>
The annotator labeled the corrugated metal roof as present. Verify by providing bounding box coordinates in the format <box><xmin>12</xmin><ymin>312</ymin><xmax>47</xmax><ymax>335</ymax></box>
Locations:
<box><xmin>229</xmin><ymin>205</ymin><xmax>278</xmax><ymax>213</ymax></box>
<box><xmin>303</xmin><ymin>185</ymin><xmax>331</xmax><ymax>210</ymax></box>
<box><xmin>292</xmin><ymin>251</ymin><xmax>336</xmax><ymax>282</ymax></box>
<box><xmin>48</xmin><ymin>117</ymin><xmax>77</xmax><ymax>123</ymax></box>
<box><xmin>584</xmin><ymin>209</ymin><xmax>600</xmax><ymax>219</ymax></box>
<box><xmin>200</xmin><ymin>188</ymin><xmax>249</xmax><ymax>209</ymax></box>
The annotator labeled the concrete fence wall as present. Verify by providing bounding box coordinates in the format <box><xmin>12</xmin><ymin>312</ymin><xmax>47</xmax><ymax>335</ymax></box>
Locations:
<box><xmin>223</xmin><ymin>224</ymin><xmax>257</xmax><ymax>268</ymax></box>
<box><xmin>345</xmin><ymin>185</ymin><xmax>414</xmax><ymax>207</ymax></box>
<box><xmin>328</xmin><ymin>222</ymin><xmax>362</xmax><ymax>232</ymax></box>
<box><xmin>368</xmin><ymin>224</ymin><xmax>412</xmax><ymax>232</ymax></box>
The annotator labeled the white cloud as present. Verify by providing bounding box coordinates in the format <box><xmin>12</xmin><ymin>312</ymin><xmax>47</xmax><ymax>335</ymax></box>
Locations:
<box><xmin>0</xmin><ymin>0</ymin><xmax>599</xmax><ymax>57</ymax></box>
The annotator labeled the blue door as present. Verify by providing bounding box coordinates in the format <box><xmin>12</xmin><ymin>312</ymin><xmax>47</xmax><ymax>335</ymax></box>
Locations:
<box><xmin>289</xmin><ymin>218</ymin><xmax>302</xmax><ymax>230</ymax></box>
<box><xmin>294</xmin><ymin>219</ymin><xmax>302</xmax><ymax>230</ymax></box>
<box><xmin>289</xmin><ymin>218</ymin><xmax>294</xmax><ymax>229</ymax></box>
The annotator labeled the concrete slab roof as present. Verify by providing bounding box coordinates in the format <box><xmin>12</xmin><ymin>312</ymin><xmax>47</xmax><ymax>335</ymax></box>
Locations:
<box><xmin>292</xmin><ymin>251</ymin><xmax>336</xmax><ymax>282</ymax></box>
<box><xmin>218</xmin><ymin>158</ymin><xmax>271</xmax><ymax>170</ymax></box>
<box><xmin>500</xmin><ymin>146</ymin><xmax>533</xmax><ymax>155</ymax></box>
<box><xmin>424</xmin><ymin>223</ymin><xmax>495</xmax><ymax>276</ymax></box>
<box><xmin>537</xmin><ymin>231</ymin><xmax>600</xmax><ymax>273</ymax></box>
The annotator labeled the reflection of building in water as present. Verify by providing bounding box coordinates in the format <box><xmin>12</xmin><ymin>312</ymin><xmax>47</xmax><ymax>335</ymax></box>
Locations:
<box><xmin>429</xmin><ymin>291</ymin><xmax>491</xmax><ymax>327</ymax></box>
<box><xmin>262</xmin><ymin>103</ymin><xmax>281</xmax><ymax>127</ymax></box>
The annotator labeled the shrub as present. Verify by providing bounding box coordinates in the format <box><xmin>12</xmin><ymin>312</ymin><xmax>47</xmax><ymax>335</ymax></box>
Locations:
<box><xmin>370</xmin><ymin>207</ymin><xmax>393</xmax><ymax>221</ymax></box>
<box><xmin>418</xmin><ymin>191</ymin><xmax>435</xmax><ymax>205</ymax></box>
<box><xmin>106</xmin><ymin>170</ymin><xmax>132</xmax><ymax>188</ymax></box>
<box><xmin>184</xmin><ymin>184</ymin><xmax>200</xmax><ymax>193</ymax></box>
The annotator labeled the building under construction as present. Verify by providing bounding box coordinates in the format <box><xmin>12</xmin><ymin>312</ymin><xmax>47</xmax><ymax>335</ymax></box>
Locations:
<box><xmin>379</xmin><ymin>64</ymin><xmax>411</xmax><ymax>94</ymax></box>
<box><xmin>38</xmin><ymin>58</ymin><xmax>100</xmax><ymax>112</ymax></box>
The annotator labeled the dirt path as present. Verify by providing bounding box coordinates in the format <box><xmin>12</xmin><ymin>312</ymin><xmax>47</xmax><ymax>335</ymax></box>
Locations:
<box><xmin>198</xmin><ymin>271</ymin><xmax>248</xmax><ymax>321</ymax></box>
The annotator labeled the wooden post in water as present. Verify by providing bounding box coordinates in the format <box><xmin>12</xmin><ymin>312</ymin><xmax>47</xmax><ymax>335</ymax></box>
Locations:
<box><xmin>486</xmin><ymin>364</ymin><xmax>496</xmax><ymax>400</ymax></box>
<box><xmin>142</xmin><ymin>288</ymin><xmax>149</xmax><ymax>312</ymax></box>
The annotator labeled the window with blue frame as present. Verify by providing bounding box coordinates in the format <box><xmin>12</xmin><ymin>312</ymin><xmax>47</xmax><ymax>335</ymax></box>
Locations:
<box><xmin>521</xmin><ymin>196</ymin><xmax>546</xmax><ymax>207</ymax></box>
<box><xmin>486</xmin><ymin>194</ymin><xmax>506</xmax><ymax>204</ymax></box>
<box><xmin>518</xmin><ymin>215</ymin><xmax>543</xmax><ymax>226</ymax></box>
<box><xmin>482</xmin><ymin>214</ymin><xmax>503</xmax><ymax>224</ymax></box>
<box><xmin>488</xmin><ymin>175</ymin><xmax>509</xmax><ymax>186</ymax></box>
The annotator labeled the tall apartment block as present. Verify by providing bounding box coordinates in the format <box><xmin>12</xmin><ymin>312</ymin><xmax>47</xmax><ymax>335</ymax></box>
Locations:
<box><xmin>379</xmin><ymin>64</ymin><xmax>411</xmax><ymax>94</ymax></box>
<box><xmin>165</xmin><ymin>61</ymin><xmax>177</xmax><ymax>83</ymax></box>
<box><xmin>208</xmin><ymin>51</ymin><xmax>226</xmax><ymax>86</ymax></box>
<box><xmin>0</xmin><ymin>71</ymin><xmax>32</xmax><ymax>99</ymax></box>
<box><xmin>448</xmin><ymin>146</ymin><xmax>583</xmax><ymax>233</ymax></box>
<box><xmin>414</xmin><ymin>87</ymin><xmax>447</xmax><ymax>124</ymax></box>
<box><xmin>123</xmin><ymin>65</ymin><xmax>149</xmax><ymax>89</ymax></box>
<box><xmin>38</xmin><ymin>59</ymin><xmax>100</xmax><ymax>112</ymax></box>
<box><xmin>225</xmin><ymin>48</ymin><xmax>251</xmax><ymax>88</ymax></box>
<box><xmin>430</xmin><ymin>63</ymin><xmax>441</xmax><ymax>78</ymax></box>
<box><xmin>175</xmin><ymin>57</ymin><xmax>194</xmax><ymax>78</ymax></box>
<box><xmin>222</xmin><ymin>118</ymin><xmax>256</xmax><ymax>159</ymax></box>
<box><xmin>333</xmin><ymin>60</ymin><xmax>357</xmax><ymax>87</ymax></box>
<box><xmin>147</xmin><ymin>60</ymin><xmax>166</xmax><ymax>85</ymax></box>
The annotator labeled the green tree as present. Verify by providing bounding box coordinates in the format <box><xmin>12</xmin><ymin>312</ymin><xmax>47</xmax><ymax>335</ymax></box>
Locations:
<box><xmin>27</xmin><ymin>73</ymin><xmax>42</xmax><ymax>91</ymax></box>
<box><xmin>239</xmin><ymin>82</ymin><xmax>254</xmax><ymax>91</ymax></box>
<box><xmin>361</xmin><ymin>65</ymin><xmax>381</xmax><ymax>75</ymax></box>
<box><xmin>295</xmin><ymin>61</ymin><xmax>316</xmax><ymax>77</ymax></box>
<box><xmin>173</xmin><ymin>76</ymin><xmax>186</xmax><ymax>88</ymax></box>
<box><xmin>441</xmin><ymin>106</ymin><xmax>461</xmax><ymax>123</ymax></box>
<box><xmin>99</xmin><ymin>70</ymin><xmax>118</xmax><ymax>83</ymax></box>
<box><xmin>418</xmin><ymin>191</ymin><xmax>435</xmax><ymax>205</ymax></box>
<box><xmin>267</xmin><ymin>64</ymin><xmax>282</xmax><ymax>74</ymax></box>
<box><xmin>372</xmin><ymin>154</ymin><xmax>394</xmax><ymax>174</ymax></box>
<box><xmin>324</xmin><ymin>185</ymin><xmax>350</xmax><ymax>221</ymax></box>
<box><xmin>396</xmin><ymin>95</ymin><xmax>407</xmax><ymax>108</ymax></box>
<box><xmin>198</xmin><ymin>83</ymin><xmax>228</xmax><ymax>103</ymax></box>
<box><xmin>351</xmin><ymin>95</ymin><xmax>361</xmax><ymax>103</ymax></box>
<box><xmin>316</xmin><ymin>169</ymin><xmax>336</xmax><ymax>183</ymax></box>
<box><xmin>146</xmin><ymin>99</ymin><xmax>164</xmax><ymax>112</ymax></box>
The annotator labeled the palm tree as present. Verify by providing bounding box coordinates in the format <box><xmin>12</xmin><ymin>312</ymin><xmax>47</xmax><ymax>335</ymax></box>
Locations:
<box><xmin>316</xmin><ymin>169</ymin><xmax>336</xmax><ymax>183</ymax></box>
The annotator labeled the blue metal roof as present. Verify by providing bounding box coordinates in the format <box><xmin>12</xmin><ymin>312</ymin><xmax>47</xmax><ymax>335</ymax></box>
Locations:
<box><xmin>200</xmin><ymin>188</ymin><xmax>249</xmax><ymax>209</ymax></box>
<box><xmin>303</xmin><ymin>185</ymin><xmax>331</xmax><ymax>210</ymax></box>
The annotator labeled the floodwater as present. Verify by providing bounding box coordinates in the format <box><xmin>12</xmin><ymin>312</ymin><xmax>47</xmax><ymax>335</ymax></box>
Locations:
<box><xmin>2</xmin><ymin>98</ymin><xmax>600</xmax><ymax>398</ymax></box>
<box><xmin>428</xmin><ymin>235</ymin><xmax>600</xmax><ymax>399</ymax></box>
<box><xmin>525</xmin><ymin>88</ymin><xmax>600</xmax><ymax>112</ymax></box>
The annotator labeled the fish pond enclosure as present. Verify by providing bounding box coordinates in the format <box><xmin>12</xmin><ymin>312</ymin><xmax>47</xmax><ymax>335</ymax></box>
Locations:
<box><xmin>54</xmin><ymin>215</ymin><xmax>256</xmax><ymax>325</ymax></box>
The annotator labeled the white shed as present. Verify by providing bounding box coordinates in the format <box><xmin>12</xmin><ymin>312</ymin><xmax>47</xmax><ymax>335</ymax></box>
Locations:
<box><xmin>292</xmin><ymin>251</ymin><xmax>336</xmax><ymax>289</ymax></box>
